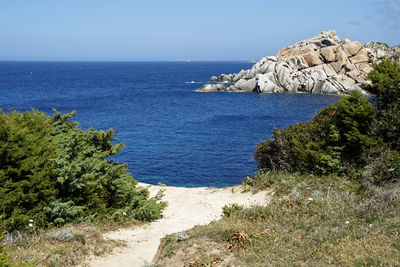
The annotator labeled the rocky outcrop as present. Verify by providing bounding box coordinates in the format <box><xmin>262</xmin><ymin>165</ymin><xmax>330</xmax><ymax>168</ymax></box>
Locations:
<box><xmin>365</xmin><ymin>42</ymin><xmax>400</xmax><ymax>62</ymax></box>
<box><xmin>198</xmin><ymin>30</ymin><xmax>400</xmax><ymax>94</ymax></box>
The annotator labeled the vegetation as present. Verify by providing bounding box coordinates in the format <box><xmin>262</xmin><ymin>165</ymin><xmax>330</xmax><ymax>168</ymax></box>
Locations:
<box><xmin>155</xmin><ymin>173</ymin><xmax>400</xmax><ymax>266</ymax></box>
<box><xmin>255</xmin><ymin>90</ymin><xmax>377</xmax><ymax>175</ymax></box>
<box><xmin>362</xmin><ymin>60</ymin><xmax>400</xmax><ymax>149</ymax></box>
<box><xmin>5</xmin><ymin>223</ymin><xmax>127</xmax><ymax>266</ymax></box>
<box><xmin>0</xmin><ymin>109</ymin><xmax>166</xmax><ymax>231</ymax></box>
<box><xmin>255</xmin><ymin>60</ymin><xmax>399</xmax><ymax>183</ymax></box>
<box><xmin>2</xmin><ymin>60</ymin><xmax>399</xmax><ymax>266</ymax></box>
<box><xmin>155</xmin><ymin>60</ymin><xmax>400</xmax><ymax>266</ymax></box>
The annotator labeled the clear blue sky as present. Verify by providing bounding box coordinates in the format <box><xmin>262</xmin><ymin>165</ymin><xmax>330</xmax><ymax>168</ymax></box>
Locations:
<box><xmin>0</xmin><ymin>0</ymin><xmax>399</xmax><ymax>61</ymax></box>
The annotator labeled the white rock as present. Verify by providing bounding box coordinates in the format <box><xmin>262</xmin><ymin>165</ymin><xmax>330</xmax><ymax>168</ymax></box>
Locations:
<box><xmin>256</xmin><ymin>73</ymin><xmax>280</xmax><ymax>93</ymax></box>
<box><xmin>232</xmin><ymin>78</ymin><xmax>257</xmax><ymax>92</ymax></box>
<box><xmin>199</xmin><ymin>31</ymin><xmax>400</xmax><ymax>95</ymax></box>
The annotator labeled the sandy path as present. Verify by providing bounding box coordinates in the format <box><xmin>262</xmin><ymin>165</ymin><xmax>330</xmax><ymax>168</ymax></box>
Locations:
<box><xmin>87</xmin><ymin>183</ymin><xmax>272</xmax><ymax>267</ymax></box>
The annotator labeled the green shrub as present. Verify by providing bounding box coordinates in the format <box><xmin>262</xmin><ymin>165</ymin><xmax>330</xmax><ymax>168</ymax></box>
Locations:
<box><xmin>362</xmin><ymin>59</ymin><xmax>400</xmax><ymax>110</ymax></box>
<box><xmin>255</xmin><ymin>91</ymin><xmax>377</xmax><ymax>175</ymax></box>
<box><xmin>362</xmin><ymin>146</ymin><xmax>400</xmax><ymax>185</ymax></box>
<box><xmin>0</xmin><ymin>110</ymin><xmax>57</xmax><ymax>230</ymax></box>
<box><xmin>222</xmin><ymin>204</ymin><xmax>243</xmax><ymax>218</ymax></box>
<box><xmin>362</xmin><ymin>60</ymin><xmax>400</xmax><ymax>148</ymax></box>
<box><xmin>0</xmin><ymin>109</ymin><xmax>165</xmax><ymax>231</ymax></box>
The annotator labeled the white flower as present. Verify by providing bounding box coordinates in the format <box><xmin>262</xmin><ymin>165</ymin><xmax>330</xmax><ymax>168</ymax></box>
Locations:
<box><xmin>369</xmin><ymin>224</ymin><xmax>373</xmax><ymax>228</ymax></box>
<box><xmin>122</xmin><ymin>212</ymin><xmax>127</xmax><ymax>216</ymax></box>
<box><xmin>28</xmin><ymin>223</ymin><xmax>33</xmax><ymax>227</ymax></box>
<box><xmin>307</xmin><ymin>197</ymin><xmax>313</xmax><ymax>201</ymax></box>
<box><xmin>28</xmin><ymin>219</ymin><xmax>33</xmax><ymax>222</ymax></box>
<box><xmin>345</xmin><ymin>221</ymin><xmax>350</xmax><ymax>224</ymax></box>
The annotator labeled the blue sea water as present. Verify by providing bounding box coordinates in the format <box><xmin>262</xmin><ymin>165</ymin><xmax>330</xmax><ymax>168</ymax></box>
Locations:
<box><xmin>0</xmin><ymin>61</ymin><xmax>339</xmax><ymax>187</ymax></box>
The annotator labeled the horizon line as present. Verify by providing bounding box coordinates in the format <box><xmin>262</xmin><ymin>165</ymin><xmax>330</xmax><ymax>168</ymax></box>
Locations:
<box><xmin>0</xmin><ymin>59</ymin><xmax>258</xmax><ymax>63</ymax></box>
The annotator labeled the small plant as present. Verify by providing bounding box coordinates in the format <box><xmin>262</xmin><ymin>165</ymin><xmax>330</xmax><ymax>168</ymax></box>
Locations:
<box><xmin>73</xmin><ymin>234</ymin><xmax>86</xmax><ymax>244</ymax></box>
<box><xmin>165</xmin><ymin>236</ymin><xmax>175</xmax><ymax>246</ymax></box>
<box><xmin>55</xmin><ymin>249</ymin><xmax>66</xmax><ymax>255</ymax></box>
<box><xmin>222</xmin><ymin>204</ymin><xmax>243</xmax><ymax>218</ymax></box>
<box><xmin>163</xmin><ymin>236</ymin><xmax>176</xmax><ymax>258</ymax></box>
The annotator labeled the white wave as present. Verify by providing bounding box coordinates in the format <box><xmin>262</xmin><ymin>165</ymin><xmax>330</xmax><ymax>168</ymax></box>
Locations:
<box><xmin>184</xmin><ymin>81</ymin><xmax>203</xmax><ymax>84</ymax></box>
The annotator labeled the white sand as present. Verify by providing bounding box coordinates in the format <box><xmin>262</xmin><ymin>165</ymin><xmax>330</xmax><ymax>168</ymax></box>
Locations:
<box><xmin>87</xmin><ymin>183</ymin><xmax>272</xmax><ymax>267</ymax></box>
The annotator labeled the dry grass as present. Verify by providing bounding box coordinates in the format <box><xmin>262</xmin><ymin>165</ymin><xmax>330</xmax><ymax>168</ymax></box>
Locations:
<box><xmin>154</xmin><ymin>173</ymin><xmax>400</xmax><ymax>266</ymax></box>
<box><xmin>5</xmin><ymin>222</ymin><xmax>140</xmax><ymax>266</ymax></box>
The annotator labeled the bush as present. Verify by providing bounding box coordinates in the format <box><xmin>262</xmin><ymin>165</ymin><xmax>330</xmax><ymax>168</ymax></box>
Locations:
<box><xmin>255</xmin><ymin>91</ymin><xmax>377</xmax><ymax>175</ymax></box>
<box><xmin>0</xmin><ymin>109</ymin><xmax>165</xmax><ymax>231</ymax></box>
<box><xmin>362</xmin><ymin>59</ymin><xmax>400</xmax><ymax>110</ymax></box>
<box><xmin>362</xmin><ymin>146</ymin><xmax>400</xmax><ymax>185</ymax></box>
<box><xmin>362</xmin><ymin>60</ymin><xmax>400</xmax><ymax>148</ymax></box>
<box><xmin>222</xmin><ymin>204</ymin><xmax>244</xmax><ymax>218</ymax></box>
<box><xmin>0</xmin><ymin>110</ymin><xmax>57</xmax><ymax>230</ymax></box>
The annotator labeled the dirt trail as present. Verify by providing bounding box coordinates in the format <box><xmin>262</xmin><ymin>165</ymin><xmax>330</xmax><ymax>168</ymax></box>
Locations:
<box><xmin>87</xmin><ymin>183</ymin><xmax>272</xmax><ymax>267</ymax></box>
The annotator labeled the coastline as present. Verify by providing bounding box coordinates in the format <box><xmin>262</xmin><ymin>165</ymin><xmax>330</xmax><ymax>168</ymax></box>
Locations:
<box><xmin>86</xmin><ymin>182</ymin><xmax>273</xmax><ymax>266</ymax></box>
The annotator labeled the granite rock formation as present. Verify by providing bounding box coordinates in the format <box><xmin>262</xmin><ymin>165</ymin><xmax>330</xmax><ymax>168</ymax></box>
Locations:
<box><xmin>198</xmin><ymin>30</ymin><xmax>400</xmax><ymax>94</ymax></box>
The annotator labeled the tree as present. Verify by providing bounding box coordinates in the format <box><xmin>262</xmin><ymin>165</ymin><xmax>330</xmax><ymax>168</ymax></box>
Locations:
<box><xmin>362</xmin><ymin>60</ymin><xmax>400</xmax><ymax>148</ymax></box>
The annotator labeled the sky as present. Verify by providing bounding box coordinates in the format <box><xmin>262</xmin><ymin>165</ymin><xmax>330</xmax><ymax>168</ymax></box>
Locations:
<box><xmin>0</xmin><ymin>0</ymin><xmax>399</xmax><ymax>61</ymax></box>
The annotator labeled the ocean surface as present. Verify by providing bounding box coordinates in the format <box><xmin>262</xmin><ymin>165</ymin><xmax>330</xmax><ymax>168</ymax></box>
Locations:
<box><xmin>0</xmin><ymin>61</ymin><xmax>339</xmax><ymax>187</ymax></box>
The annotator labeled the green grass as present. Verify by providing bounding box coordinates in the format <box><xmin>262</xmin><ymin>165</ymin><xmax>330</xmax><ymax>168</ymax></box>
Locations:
<box><xmin>155</xmin><ymin>173</ymin><xmax>400</xmax><ymax>266</ymax></box>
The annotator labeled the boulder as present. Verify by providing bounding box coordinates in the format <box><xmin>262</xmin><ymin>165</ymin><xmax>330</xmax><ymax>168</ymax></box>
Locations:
<box><xmin>343</xmin><ymin>41</ymin><xmax>363</xmax><ymax>56</ymax></box>
<box><xmin>303</xmin><ymin>51</ymin><xmax>323</xmax><ymax>67</ymax></box>
<box><xmin>258</xmin><ymin>60</ymin><xmax>276</xmax><ymax>74</ymax></box>
<box><xmin>197</xmin><ymin>84</ymin><xmax>228</xmax><ymax>92</ymax></box>
<box><xmin>320</xmin><ymin>45</ymin><xmax>338</xmax><ymax>62</ymax></box>
<box><xmin>275</xmin><ymin>62</ymin><xmax>293</xmax><ymax>90</ymax></box>
<box><xmin>322</xmin><ymin>63</ymin><xmax>337</xmax><ymax>77</ymax></box>
<box><xmin>346</xmin><ymin>69</ymin><xmax>359</xmax><ymax>80</ymax></box>
<box><xmin>288</xmin><ymin>56</ymin><xmax>309</xmax><ymax>70</ymax></box>
<box><xmin>321</xmin><ymin>79</ymin><xmax>340</xmax><ymax>94</ymax></box>
<box><xmin>349</xmin><ymin>48</ymin><xmax>370</xmax><ymax>64</ymax></box>
<box><xmin>356</xmin><ymin>63</ymin><xmax>373</xmax><ymax>74</ymax></box>
<box><xmin>256</xmin><ymin>73</ymin><xmax>280</xmax><ymax>93</ymax></box>
<box><xmin>210</xmin><ymin>76</ymin><xmax>218</xmax><ymax>82</ymax></box>
<box><xmin>330</xmin><ymin>61</ymin><xmax>343</xmax><ymax>74</ymax></box>
<box><xmin>176</xmin><ymin>231</ymin><xmax>188</xmax><ymax>241</ymax></box>
<box><xmin>231</xmin><ymin>78</ymin><xmax>257</xmax><ymax>92</ymax></box>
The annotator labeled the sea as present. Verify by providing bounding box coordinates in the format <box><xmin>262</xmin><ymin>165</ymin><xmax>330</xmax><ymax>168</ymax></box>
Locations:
<box><xmin>0</xmin><ymin>61</ymin><xmax>339</xmax><ymax>187</ymax></box>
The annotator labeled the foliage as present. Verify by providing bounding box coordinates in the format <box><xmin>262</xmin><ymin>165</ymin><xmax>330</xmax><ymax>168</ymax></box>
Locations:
<box><xmin>0</xmin><ymin>109</ymin><xmax>165</xmax><ymax>231</ymax></box>
<box><xmin>155</xmin><ymin>173</ymin><xmax>400</xmax><ymax>266</ymax></box>
<box><xmin>222</xmin><ymin>204</ymin><xmax>243</xmax><ymax>218</ymax></box>
<box><xmin>0</xmin><ymin>110</ymin><xmax>58</xmax><ymax>230</ymax></box>
<box><xmin>255</xmin><ymin>91</ymin><xmax>377</xmax><ymax>175</ymax></box>
<box><xmin>362</xmin><ymin>146</ymin><xmax>400</xmax><ymax>186</ymax></box>
<box><xmin>362</xmin><ymin>59</ymin><xmax>400</xmax><ymax>110</ymax></box>
<box><xmin>154</xmin><ymin>60</ymin><xmax>400</xmax><ymax>266</ymax></box>
<box><xmin>362</xmin><ymin>59</ymin><xmax>400</xmax><ymax>148</ymax></box>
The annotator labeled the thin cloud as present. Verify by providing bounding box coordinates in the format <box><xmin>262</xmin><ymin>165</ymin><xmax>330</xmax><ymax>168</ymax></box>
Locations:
<box><xmin>377</xmin><ymin>1</ymin><xmax>400</xmax><ymax>28</ymax></box>
<box><xmin>350</xmin><ymin>21</ymin><xmax>361</xmax><ymax>26</ymax></box>
<box><xmin>380</xmin><ymin>1</ymin><xmax>400</xmax><ymax>14</ymax></box>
